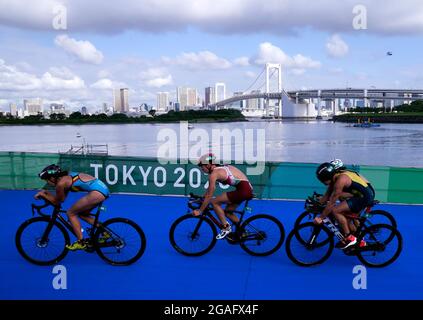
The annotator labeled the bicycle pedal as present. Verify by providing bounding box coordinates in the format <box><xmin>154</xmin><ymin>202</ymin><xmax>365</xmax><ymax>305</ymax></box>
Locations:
<box><xmin>343</xmin><ymin>247</ymin><xmax>357</xmax><ymax>256</ymax></box>
<box><xmin>226</xmin><ymin>232</ymin><xmax>240</xmax><ymax>244</ymax></box>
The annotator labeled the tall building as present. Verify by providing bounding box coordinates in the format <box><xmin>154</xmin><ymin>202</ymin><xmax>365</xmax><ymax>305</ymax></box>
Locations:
<box><xmin>177</xmin><ymin>87</ymin><xmax>198</xmax><ymax>110</ymax></box>
<box><xmin>231</xmin><ymin>92</ymin><xmax>244</xmax><ymax>109</ymax></box>
<box><xmin>9</xmin><ymin>103</ymin><xmax>18</xmax><ymax>117</ymax></box>
<box><xmin>102</xmin><ymin>103</ymin><xmax>109</xmax><ymax>113</ymax></box>
<box><xmin>205</xmin><ymin>87</ymin><xmax>215</xmax><ymax>107</ymax></box>
<box><xmin>215</xmin><ymin>82</ymin><xmax>226</xmax><ymax>103</ymax></box>
<box><xmin>23</xmin><ymin>98</ymin><xmax>43</xmax><ymax>116</ymax></box>
<box><xmin>114</xmin><ymin>88</ymin><xmax>129</xmax><ymax>113</ymax></box>
<box><xmin>50</xmin><ymin>103</ymin><xmax>66</xmax><ymax>114</ymax></box>
<box><xmin>246</xmin><ymin>90</ymin><xmax>262</xmax><ymax>110</ymax></box>
<box><xmin>157</xmin><ymin>92</ymin><xmax>169</xmax><ymax>112</ymax></box>
<box><xmin>187</xmin><ymin>88</ymin><xmax>197</xmax><ymax>108</ymax></box>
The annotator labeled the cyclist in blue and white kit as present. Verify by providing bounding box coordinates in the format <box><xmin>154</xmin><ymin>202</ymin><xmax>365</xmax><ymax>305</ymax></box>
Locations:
<box><xmin>35</xmin><ymin>164</ymin><xmax>110</xmax><ymax>251</ymax></box>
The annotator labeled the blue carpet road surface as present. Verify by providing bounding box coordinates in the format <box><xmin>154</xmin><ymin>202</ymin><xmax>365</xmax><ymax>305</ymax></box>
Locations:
<box><xmin>0</xmin><ymin>190</ymin><xmax>421</xmax><ymax>300</ymax></box>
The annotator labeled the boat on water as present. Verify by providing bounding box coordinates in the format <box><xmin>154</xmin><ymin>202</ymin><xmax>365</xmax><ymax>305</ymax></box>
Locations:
<box><xmin>187</xmin><ymin>124</ymin><xmax>194</xmax><ymax>129</ymax></box>
<box><xmin>350</xmin><ymin>118</ymin><xmax>381</xmax><ymax>128</ymax></box>
<box><xmin>353</xmin><ymin>122</ymin><xmax>381</xmax><ymax>128</ymax></box>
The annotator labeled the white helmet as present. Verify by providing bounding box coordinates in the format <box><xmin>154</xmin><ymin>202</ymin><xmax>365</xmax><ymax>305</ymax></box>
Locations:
<box><xmin>330</xmin><ymin>159</ymin><xmax>345</xmax><ymax>171</ymax></box>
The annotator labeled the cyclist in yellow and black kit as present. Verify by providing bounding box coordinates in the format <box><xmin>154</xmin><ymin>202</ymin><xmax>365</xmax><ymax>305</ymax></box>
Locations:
<box><xmin>313</xmin><ymin>159</ymin><xmax>375</xmax><ymax>249</ymax></box>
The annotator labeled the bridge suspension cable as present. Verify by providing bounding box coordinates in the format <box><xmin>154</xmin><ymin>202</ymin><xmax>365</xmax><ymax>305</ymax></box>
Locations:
<box><xmin>256</xmin><ymin>67</ymin><xmax>278</xmax><ymax>92</ymax></box>
<box><xmin>242</xmin><ymin>66</ymin><xmax>266</xmax><ymax>93</ymax></box>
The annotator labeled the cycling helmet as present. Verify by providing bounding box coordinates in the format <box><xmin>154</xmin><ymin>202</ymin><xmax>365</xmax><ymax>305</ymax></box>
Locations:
<box><xmin>330</xmin><ymin>159</ymin><xmax>346</xmax><ymax>171</ymax></box>
<box><xmin>197</xmin><ymin>153</ymin><xmax>216</xmax><ymax>166</ymax></box>
<box><xmin>316</xmin><ymin>162</ymin><xmax>336</xmax><ymax>183</ymax></box>
<box><xmin>38</xmin><ymin>164</ymin><xmax>63</xmax><ymax>180</ymax></box>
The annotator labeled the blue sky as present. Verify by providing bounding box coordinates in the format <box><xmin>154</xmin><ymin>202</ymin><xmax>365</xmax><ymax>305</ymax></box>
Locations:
<box><xmin>0</xmin><ymin>0</ymin><xmax>422</xmax><ymax>111</ymax></box>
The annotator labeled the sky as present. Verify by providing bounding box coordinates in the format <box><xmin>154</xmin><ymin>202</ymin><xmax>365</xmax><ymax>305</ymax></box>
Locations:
<box><xmin>0</xmin><ymin>0</ymin><xmax>423</xmax><ymax>112</ymax></box>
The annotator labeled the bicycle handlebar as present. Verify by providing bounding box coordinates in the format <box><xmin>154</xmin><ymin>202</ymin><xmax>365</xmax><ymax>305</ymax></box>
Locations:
<box><xmin>31</xmin><ymin>198</ymin><xmax>61</xmax><ymax>217</ymax></box>
<box><xmin>187</xmin><ymin>193</ymin><xmax>213</xmax><ymax>211</ymax></box>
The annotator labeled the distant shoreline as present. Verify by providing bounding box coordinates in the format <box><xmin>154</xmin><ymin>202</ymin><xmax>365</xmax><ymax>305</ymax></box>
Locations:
<box><xmin>0</xmin><ymin>118</ymin><xmax>248</xmax><ymax>126</ymax></box>
<box><xmin>333</xmin><ymin>113</ymin><xmax>423</xmax><ymax>124</ymax></box>
<box><xmin>0</xmin><ymin>109</ymin><xmax>247</xmax><ymax>126</ymax></box>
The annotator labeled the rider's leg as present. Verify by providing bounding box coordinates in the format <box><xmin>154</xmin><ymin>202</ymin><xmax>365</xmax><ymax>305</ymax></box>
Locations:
<box><xmin>224</xmin><ymin>203</ymin><xmax>240</xmax><ymax>225</ymax></box>
<box><xmin>211</xmin><ymin>193</ymin><xmax>231</xmax><ymax>226</ymax></box>
<box><xmin>332</xmin><ymin>201</ymin><xmax>361</xmax><ymax>249</ymax></box>
<box><xmin>332</xmin><ymin>201</ymin><xmax>353</xmax><ymax>236</ymax></box>
<box><xmin>67</xmin><ymin>192</ymin><xmax>105</xmax><ymax>240</ymax></box>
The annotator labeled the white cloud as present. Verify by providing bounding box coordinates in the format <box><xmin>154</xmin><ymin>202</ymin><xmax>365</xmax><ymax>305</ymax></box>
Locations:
<box><xmin>326</xmin><ymin>34</ymin><xmax>349</xmax><ymax>58</ymax></box>
<box><xmin>2</xmin><ymin>1</ymin><xmax>423</xmax><ymax>35</ymax></box>
<box><xmin>233</xmin><ymin>56</ymin><xmax>250</xmax><ymax>66</ymax></box>
<box><xmin>139</xmin><ymin>67</ymin><xmax>173</xmax><ymax>88</ymax></box>
<box><xmin>253</xmin><ymin>42</ymin><xmax>321</xmax><ymax>72</ymax></box>
<box><xmin>146</xmin><ymin>75</ymin><xmax>173</xmax><ymax>88</ymax></box>
<box><xmin>163</xmin><ymin>51</ymin><xmax>231</xmax><ymax>70</ymax></box>
<box><xmin>54</xmin><ymin>34</ymin><xmax>104</xmax><ymax>64</ymax></box>
<box><xmin>90</xmin><ymin>78</ymin><xmax>113</xmax><ymax>90</ymax></box>
<box><xmin>0</xmin><ymin>59</ymin><xmax>85</xmax><ymax>91</ymax></box>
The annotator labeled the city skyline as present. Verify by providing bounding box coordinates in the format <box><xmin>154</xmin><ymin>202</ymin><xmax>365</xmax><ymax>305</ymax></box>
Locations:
<box><xmin>1</xmin><ymin>0</ymin><xmax>423</xmax><ymax>113</ymax></box>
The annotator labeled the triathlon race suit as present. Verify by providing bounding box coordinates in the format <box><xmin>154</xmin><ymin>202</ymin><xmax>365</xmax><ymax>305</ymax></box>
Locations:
<box><xmin>335</xmin><ymin>170</ymin><xmax>375</xmax><ymax>213</ymax></box>
<box><xmin>68</xmin><ymin>172</ymin><xmax>110</xmax><ymax>198</ymax></box>
<box><xmin>217</xmin><ymin>166</ymin><xmax>253</xmax><ymax>204</ymax></box>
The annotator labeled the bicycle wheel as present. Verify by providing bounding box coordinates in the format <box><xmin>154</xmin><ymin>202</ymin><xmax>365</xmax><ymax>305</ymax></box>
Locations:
<box><xmin>356</xmin><ymin>224</ymin><xmax>402</xmax><ymax>268</ymax></box>
<box><xmin>15</xmin><ymin>217</ymin><xmax>70</xmax><ymax>266</ymax></box>
<box><xmin>169</xmin><ymin>214</ymin><xmax>217</xmax><ymax>256</ymax></box>
<box><xmin>239</xmin><ymin>214</ymin><xmax>285</xmax><ymax>256</ymax></box>
<box><xmin>364</xmin><ymin>210</ymin><xmax>397</xmax><ymax>228</ymax></box>
<box><xmin>294</xmin><ymin>211</ymin><xmax>318</xmax><ymax>229</ymax></box>
<box><xmin>94</xmin><ymin>218</ymin><xmax>146</xmax><ymax>266</ymax></box>
<box><xmin>285</xmin><ymin>222</ymin><xmax>334</xmax><ymax>267</ymax></box>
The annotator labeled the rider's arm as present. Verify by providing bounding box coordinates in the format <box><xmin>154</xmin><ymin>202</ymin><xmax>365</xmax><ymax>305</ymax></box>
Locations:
<box><xmin>320</xmin><ymin>176</ymin><xmax>348</xmax><ymax>218</ymax></box>
<box><xmin>41</xmin><ymin>180</ymin><xmax>67</xmax><ymax>206</ymax></box>
<box><xmin>198</xmin><ymin>173</ymin><xmax>217</xmax><ymax>214</ymax></box>
<box><xmin>319</xmin><ymin>186</ymin><xmax>333</xmax><ymax>204</ymax></box>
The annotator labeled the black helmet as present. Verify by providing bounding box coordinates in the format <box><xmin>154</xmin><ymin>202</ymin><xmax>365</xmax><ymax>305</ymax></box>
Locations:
<box><xmin>316</xmin><ymin>162</ymin><xmax>336</xmax><ymax>183</ymax></box>
<box><xmin>38</xmin><ymin>164</ymin><xmax>63</xmax><ymax>180</ymax></box>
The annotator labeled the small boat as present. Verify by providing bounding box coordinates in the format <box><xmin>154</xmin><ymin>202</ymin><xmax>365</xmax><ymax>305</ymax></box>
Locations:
<box><xmin>76</xmin><ymin>132</ymin><xmax>82</xmax><ymax>138</ymax></box>
<box><xmin>352</xmin><ymin>118</ymin><xmax>380</xmax><ymax>128</ymax></box>
<box><xmin>187</xmin><ymin>124</ymin><xmax>194</xmax><ymax>129</ymax></box>
<box><xmin>353</xmin><ymin>122</ymin><xmax>381</xmax><ymax>128</ymax></box>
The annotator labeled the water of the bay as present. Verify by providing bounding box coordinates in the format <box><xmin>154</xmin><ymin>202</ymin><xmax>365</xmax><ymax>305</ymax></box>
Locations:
<box><xmin>0</xmin><ymin>120</ymin><xmax>422</xmax><ymax>167</ymax></box>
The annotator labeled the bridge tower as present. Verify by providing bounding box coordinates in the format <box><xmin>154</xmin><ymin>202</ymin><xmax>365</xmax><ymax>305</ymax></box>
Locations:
<box><xmin>265</xmin><ymin>63</ymin><xmax>283</xmax><ymax>117</ymax></box>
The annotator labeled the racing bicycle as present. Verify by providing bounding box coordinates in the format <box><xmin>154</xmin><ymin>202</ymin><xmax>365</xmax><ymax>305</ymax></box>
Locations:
<box><xmin>169</xmin><ymin>193</ymin><xmax>285</xmax><ymax>257</ymax></box>
<box><xmin>16</xmin><ymin>198</ymin><xmax>146</xmax><ymax>266</ymax></box>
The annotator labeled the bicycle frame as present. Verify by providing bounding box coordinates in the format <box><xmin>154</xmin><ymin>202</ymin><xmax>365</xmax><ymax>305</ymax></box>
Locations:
<box><xmin>33</xmin><ymin>201</ymin><xmax>104</xmax><ymax>242</ymax></box>
<box><xmin>195</xmin><ymin>200</ymin><xmax>251</xmax><ymax>230</ymax></box>
<box><xmin>321</xmin><ymin>213</ymin><xmax>369</xmax><ymax>242</ymax></box>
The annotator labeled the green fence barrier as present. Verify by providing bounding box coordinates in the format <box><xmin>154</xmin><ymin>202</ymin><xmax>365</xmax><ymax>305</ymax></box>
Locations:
<box><xmin>0</xmin><ymin>152</ymin><xmax>422</xmax><ymax>204</ymax></box>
